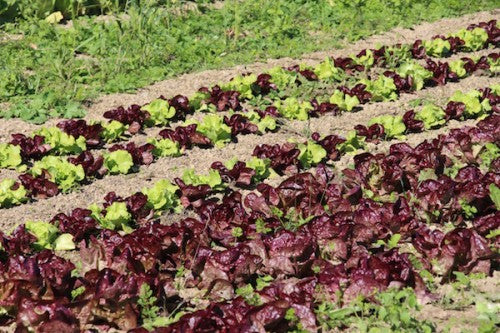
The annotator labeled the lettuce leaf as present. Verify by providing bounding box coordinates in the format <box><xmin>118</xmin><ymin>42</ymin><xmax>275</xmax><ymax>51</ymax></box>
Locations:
<box><xmin>103</xmin><ymin>150</ymin><xmax>134</xmax><ymax>174</ymax></box>
<box><xmin>32</xmin><ymin>156</ymin><xmax>85</xmax><ymax>192</ymax></box>
<box><xmin>0</xmin><ymin>179</ymin><xmax>27</xmax><ymax>208</ymax></box>
<box><xmin>368</xmin><ymin>114</ymin><xmax>406</xmax><ymax>139</ymax></box>
<box><xmin>415</xmin><ymin>104</ymin><xmax>446</xmax><ymax>130</ymax></box>
<box><xmin>36</xmin><ymin>127</ymin><xmax>86</xmax><ymax>155</ymax></box>
<box><xmin>142</xmin><ymin>99</ymin><xmax>176</xmax><ymax>126</ymax></box>
<box><xmin>142</xmin><ymin>180</ymin><xmax>180</xmax><ymax>212</ymax></box>
<box><xmin>0</xmin><ymin>143</ymin><xmax>22</xmax><ymax>169</ymax></box>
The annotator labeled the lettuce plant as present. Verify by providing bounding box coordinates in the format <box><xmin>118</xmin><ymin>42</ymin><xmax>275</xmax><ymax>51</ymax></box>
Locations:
<box><xmin>415</xmin><ymin>104</ymin><xmax>446</xmax><ymax>129</ymax></box>
<box><xmin>142</xmin><ymin>99</ymin><xmax>176</xmax><ymax>126</ymax></box>
<box><xmin>25</xmin><ymin>221</ymin><xmax>75</xmax><ymax>251</ymax></box>
<box><xmin>397</xmin><ymin>62</ymin><xmax>433</xmax><ymax>90</ymax></box>
<box><xmin>220</xmin><ymin>74</ymin><xmax>257</xmax><ymax>100</ymax></box>
<box><xmin>297</xmin><ymin>141</ymin><xmax>327</xmax><ymax>168</ymax></box>
<box><xmin>487</xmin><ymin>56</ymin><xmax>499</xmax><ymax>73</ymax></box>
<box><xmin>267</xmin><ymin>66</ymin><xmax>298</xmax><ymax>90</ymax></box>
<box><xmin>383</xmin><ymin>45</ymin><xmax>413</xmax><ymax>67</ymax></box>
<box><xmin>103</xmin><ymin>150</ymin><xmax>134</xmax><ymax>174</ymax></box>
<box><xmin>337</xmin><ymin>131</ymin><xmax>366</xmax><ymax>154</ymax></box>
<box><xmin>148</xmin><ymin>138</ymin><xmax>182</xmax><ymax>158</ymax></box>
<box><xmin>35</xmin><ymin>127</ymin><xmax>86</xmax><ymax>155</ymax></box>
<box><xmin>90</xmin><ymin>201</ymin><xmax>133</xmax><ymax>232</ymax></box>
<box><xmin>182</xmin><ymin>169</ymin><xmax>222</xmax><ymax>189</ymax></box>
<box><xmin>32</xmin><ymin>156</ymin><xmax>85</xmax><ymax>192</ymax></box>
<box><xmin>329</xmin><ymin>90</ymin><xmax>360</xmax><ymax>111</ymax></box>
<box><xmin>368</xmin><ymin>114</ymin><xmax>406</xmax><ymax>139</ymax></box>
<box><xmin>449</xmin><ymin>59</ymin><xmax>467</xmax><ymax>78</ymax></box>
<box><xmin>492</xmin><ymin>84</ymin><xmax>500</xmax><ymax>96</ymax></box>
<box><xmin>449</xmin><ymin>90</ymin><xmax>491</xmax><ymax>119</ymax></box>
<box><xmin>246</xmin><ymin>157</ymin><xmax>273</xmax><ymax>182</ymax></box>
<box><xmin>245</xmin><ymin>111</ymin><xmax>277</xmax><ymax>133</ymax></box>
<box><xmin>189</xmin><ymin>90</ymin><xmax>212</xmax><ymax>111</ymax></box>
<box><xmin>186</xmin><ymin>115</ymin><xmax>232</xmax><ymax>147</ymax></box>
<box><xmin>353</xmin><ymin>49</ymin><xmax>374</xmax><ymax>68</ymax></box>
<box><xmin>479</xmin><ymin>143</ymin><xmax>499</xmax><ymax>170</ymax></box>
<box><xmin>0</xmin><ymin>179</ymin><xmax>27</xmax><ymax>208</ymax></box>
<box><xmin>490</xmin><ymin>184</ymin><xmax>500</xmax><ymax>210</ymax></box>
<box><xmin>453</xmin><ymin>28</ymin><xmax>488</xmax><ymax>51</ymax></box>
<box><xmin>423</xmin><ymin>38</ymin><xmax>451</xmax><ymax>57</ymax></box>
<box><xmin>274</xmin><ymin>97</ymin><xmax>313</xmax><ymax>120</ymax></box>
<box><xmin>142</xmin><ymin>180</ymin><xmax>180</xmax><ymax>212</ymax></box>
<box><xmin>361</xmin><ymin>76</ymin><xmax>397</xmax><ymax>101</ymax></box>
<box><xmin>313</xmin><ymin>57</ymin><xmax>344</xmax><ymax>81</ymax></box>
<box><xmin>0</xmin><ymin>143</ymin><xmax>22</xmax><ymax>169</ymax></box>
<box><xmin>101</xmin><ymin>120</ymin><xmax>128</xmax><ymax>142</ymax></box>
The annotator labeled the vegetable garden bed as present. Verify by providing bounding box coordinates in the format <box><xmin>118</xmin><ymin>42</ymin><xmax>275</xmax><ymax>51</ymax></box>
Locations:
<box><xmin>0</xmin><ymin>14</ymin><xmax>498</xmax><ymax>333</ymax></box>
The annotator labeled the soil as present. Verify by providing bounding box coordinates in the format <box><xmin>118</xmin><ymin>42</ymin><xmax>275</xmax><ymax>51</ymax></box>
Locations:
<box><xmin>418</xmin><ymin>271</ymin><xmax>499</xmax><ymax>332</ymax></box>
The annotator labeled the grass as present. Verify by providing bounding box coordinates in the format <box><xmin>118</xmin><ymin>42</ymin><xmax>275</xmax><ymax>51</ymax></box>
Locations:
<box><xmin>0</xmin><ymin>0</ymin><xmax>498</xmax><ymax>123</ymax></box>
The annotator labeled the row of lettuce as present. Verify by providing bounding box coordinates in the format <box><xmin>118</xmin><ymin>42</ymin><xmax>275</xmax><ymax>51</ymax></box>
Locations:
<box><xmin>0</xmin><ymin>20</ymin><xmax>497</xmax><ymax>160</ymax></box>
<box><xmin>0</xmin><ymin>112</ymin><xmax>498</xmax><ymax>331</ymax></box>
<box><xmin>0</xmin><ymin>83</ymin><xmax>498</xmax><ymax>209</ymax></box>
<box><xmin>3</xmin><ymin>86</ymin><xmax>497</xmax><ymax>245</ymax></box>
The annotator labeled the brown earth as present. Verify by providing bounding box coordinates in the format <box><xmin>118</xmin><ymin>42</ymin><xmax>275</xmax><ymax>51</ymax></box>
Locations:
<box><xmin>418</xmin><ymin>271</ymin><xmax>499</xmax><ymax>332</ymax></box>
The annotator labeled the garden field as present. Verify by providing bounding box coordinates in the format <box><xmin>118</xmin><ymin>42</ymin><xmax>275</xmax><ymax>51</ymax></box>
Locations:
<box><xmin>0</xmin><ymin>1</ymin><xmax>499</xmax><ymax>332</ymax></box>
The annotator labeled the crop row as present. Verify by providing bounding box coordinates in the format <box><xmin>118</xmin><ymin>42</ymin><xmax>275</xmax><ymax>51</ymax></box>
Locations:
<box><xmin>1</xmin><ymin>19</ymin><xmax>498</xmax><ymax>160</ymax></box>
<box><xmin>0</xmin><ymin>113</ymin><xmax>497</xmax><ymax>330</ymax></box>
<box><xmin>1</xmin><ymin>82</ymin><xmax>497</xmax><ymax>209</ymax></box>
